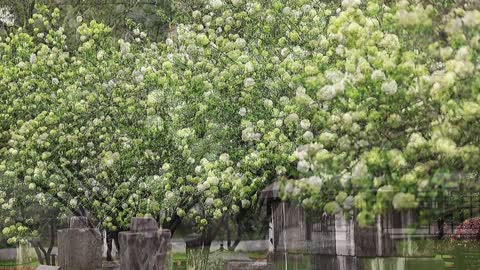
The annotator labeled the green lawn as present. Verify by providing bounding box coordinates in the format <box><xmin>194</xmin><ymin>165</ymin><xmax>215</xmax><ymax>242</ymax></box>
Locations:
<box><xmin>0</xmin><ymin>260</ymin><xmax>38</xmax><ymax>267</ymax></box>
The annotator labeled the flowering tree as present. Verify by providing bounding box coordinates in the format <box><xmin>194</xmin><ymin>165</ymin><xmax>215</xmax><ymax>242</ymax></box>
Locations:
<box><xmin>281</xmin><ymin>0</ymin><xmax>480</xmax><ymax>225</ymax></box>
<box><xmin>0</xmin><ymin>0</ymin><xmax>176</xmax><ymax>41</ymax></box>
<box><xmin>150</xmin><ymin>0</ymin><xmax>480</xmax><ymax>231</ymax></box>
<box><xmin>0</xmin><ymin>5</ymin><xmax>170</xmax><ymax>250</ymax></box>
<box><xmin>2</xmin><ymin>2</ymin><xmax>480</xmax><ymax>267</ymax></box>
<box><xmin>0</xmin><ymin>179</ymin><xmax>63</xmax><ymax>265</ymax></box>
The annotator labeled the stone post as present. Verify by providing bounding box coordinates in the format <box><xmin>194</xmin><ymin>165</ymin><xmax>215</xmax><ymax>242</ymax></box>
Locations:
<box><xmin>119</xmin><ymin>217</ymin><xmax>171</xmax><ymax>270</ymax></box>
<box><xmin>57</xmin><ymin>216</ymin><xmax>103</xmax><ymax>270</ymax></box>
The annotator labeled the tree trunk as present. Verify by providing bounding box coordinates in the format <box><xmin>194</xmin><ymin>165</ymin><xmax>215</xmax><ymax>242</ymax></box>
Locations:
<box><xmin>39</xmin><ymin>244</ymin><xmax>51</xmax><ymax>265</ymax></box>
<box><xmin>185</xmin><ymin>228</ymin><xmax>217</xmax><ymax>270</ymax></box>
<box><xmin>225</xmin><ymin>217</ymin><xmax>232</xmax><ymax>250</ymax></box>
<box><xmin>228</xmin><ymin>216</ymin><xmax>243</xmax><ymax>252</ymax></box>
<box><xmin>45</xmin><ymin>221</ymin><xmax>56</xmax><ymax>265</ymax></box>
<box><xmin>228</xmin><ymin>239</ymin><xmax>241</xmax><ymax>252</ymax></box>
<box><xmin>30</xmin><ymin>241</ymin><xmax>45</xmax><ymax>265</ymax></box>
<box><xmin>31</xmin><ymin>230</ymin><xmax>55</xmax><ymax>266</ymax></box>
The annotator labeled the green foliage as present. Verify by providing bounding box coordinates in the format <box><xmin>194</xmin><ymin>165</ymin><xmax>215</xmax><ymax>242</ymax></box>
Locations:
<box><xmin>2</xmin><ymin>0</ymin><xmax>480</xmax><ymax>245</ymax></box>
<box><xmin>0</xmin><ymin>4</ymin><xmax>169</xmax><ymax>243</ymax></box>
<box><xmin>0</xmin><ymin>0</ymin><xmax>175</xmax><ymax>41</ymax></box>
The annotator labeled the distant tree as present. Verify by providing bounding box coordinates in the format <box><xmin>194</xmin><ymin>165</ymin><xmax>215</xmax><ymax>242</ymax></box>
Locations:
<box><xmin>0</xmin><ymin>0</ymin><xmax>175</xmax><ymax>41</ymax></box>
<box><xmin>0</xmin><ymin>3</ymin><xmax>168</xmax><ymax>247</ymax></box>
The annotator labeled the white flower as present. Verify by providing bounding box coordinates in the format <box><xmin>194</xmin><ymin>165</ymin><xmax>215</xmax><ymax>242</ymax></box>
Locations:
<box><xmin>440</xmin><ymin>47</ymin><xmax>453</xmax><ymax>60</ymax></box>
<box><xmin>381</xmin><ymin>80</ymin><xmax>398</xmax><ymax>95</ymax></box>
<box><xmin>463</xmin><ymin>10</ymin><xmax>480</xmax><ymax>27</ymax></box>
<box><xmin>335</xmin><ymin>45</ymin><xmax>345</xmax><ymax>56</ymax></box>
<box><xmin>76</xmin><ymin>16</ymin><xmax>83</xmax><ymax>23</ymax></box>
<box><xmin>0</xmin><ymin>8</ymin><xmax>15</xmax><ymax>27</ymax></box>
<box><xmin>300</xmin><ymin>119</ymin><xmax>311</xmax><ymax>130</ymax></box>
<box><xmin>380</xmin><ymin>34</ymin><xmax>400</xmax><ymax>49</ymax></box>
<box><xmin>241</xmin><ymin>127</ymin><xmax>261</xmax><ymax>141</ymax></box>
<box><xmin>342</xmin><ymin>0</ymin><xmax>362</xmax><ymax>8</ymax></box>
<box><xmin>333</xmin><ymin>81</ymin><xmax>345</xmax><ymax>94</ymax></box>
<box><xmin>207</xmin><ymin>176</ymin><xmax>219</xmax><ymax>186</ymax></box>
<box><xmin>371</xmin><ymin>70</ymin><xmax>386</xmax><ymax>81</ymax></box>
<box><xmin>2</xmin><ymin>203</ymin><xmax>11</xmax><ymax>210</ymax></box>
<box><xmin>275</xmin><ymin>166</ymin><xmax>287</xmax><ymax>175</ymax></box>
<box><xmin>133</xmin><ymin>70</ymin><xmax>144</xmax><ymax>83</ymax></box>
<box><xmin>166</xmin><ymin>38</ymin><xmax>174</xmax><ymax>46</ymax></box>
<box><xmin>9</xmin><ymin>148</ymin><xmax>18</xmax><ymax>155</ymax></box>
<box><xmin>263</xmin><ymin>99</ymin><xmax>273</xmax><ymax>108</ymax></box>
<box><xmin>96</xmin><ymin>50</ymin><xmax>105</xmax><ymax>60</ymax></box>
<box><xmin>102</xmin><ymin>151</ymin><xmax>119</xmax><ymax>167</ymax></box>
<box><xmin>445</xmin><ymin>18</ymin><xmax>463</xmax><ymax>36</ymax></box>
<box><xmin>285</xmin><ymin>113</ymin><xmax>299</xmax><ymax>124</ymax></box>
<box><xmin>231</xmin><ymin>0</ymin><xmax>242</xmax><ymax>7</ymax></box>
<box><xmin>455</xmin><ymin>47</ymin><xmax>470</xmax><ymax>61</ymax></box>
<box><xmin>29</xmin><ymin>54</ymin><xmax>37</xmax><ymax>64</ymax></box>
<box><xmin>238</xmin><ymin>107</ymin><xmax>247</xmax><ymax>116</ymax></box>
<box><xmin>52</xmin><ymin>78</ymin><xmax>59</xmax><ymax>85</ymax></box>
<box><xmin>351</xmin><ymin>161</ymin><xmax>368</xmax><ymax>181</ymax></box>
<box><xmin>297</xmin><ymin>160</ymin><xmax>311</xmax><ymax>173</ymax></box>
<box><xmin>244</xmin><ymin>77</ymin><xmax>255</xmax><ymax>87</ymax></box>
<box><xmin>434</xmin><ymin>137</ymin><xmax>457</xmax><ymax>156</ymax></box>
<box><xmin>235</xmin><ymin>38</ymin><xmax>246</xmax><ymax>48</ymax></box>
<box><xmin>165</xmin><ymin>191</ymin><xmax>174</xmax><ymax>199</ymax></box>
<box><xmin>306</xmin><ymin>176</ymin><xmax>322</xmax><ymax>186</ymax></box>
<box><xmin>407</xmin><ymin>133</ymin><xmax>427</xmax><ymax>148</ymax></box>
<box><xmin>294</xmin><ymin>148</ymin><xmax>308</xmax><ymax>160</ymax></box>
<box><xmin>219</xmin><ymin>153</ymin><xmax>230</xmax><ymax>162</ymax></box>
<box><xmin>241</xmin><ymin>199</ymin><xmax>250</xmax><ymax>208</ymax></box>
<box><xmin>392</xmin><ymin>193</ymin><xmax>417</xmax><ymax>210</ymax></box>
<box><xmin>319</xmin><ymin>85</ymin><xmax>336</xmax><ymax>100</ymax></box>
<box><xmin>69</xmin><ymin>198</ymin><xmax>78</xmax><ymax>207</ymax></box>
<box><xmin>245</xmin><ymin>62</ymin><xmax>254</xmax><ymax>72</ymax></box>
<box><xmin>210</xmin><ymin>0</ymin><xmax>223</xmax><ymax>9</ymax></box>
<box><xmin>119</xmin><ymin>41</ymin><xmax>131</xmax><ymax>55</ymax></box>
<box><xmin>275</xmin><ymin>119</ymin><xmax>283</xmax><ymax>127</ymax></box>
<box><xmin>342</xmin><ymin>113</ymin><xmax>353</xmax><ymax>125</ymax></box>
<box><xmin>192</xmin><ymin>10</ymin><xmax>201</xmax><ymax>19</ymax></box>
<box><xmin>205</xmin><ymin>198</ymin><xmax>214</xmax><ymax>206</ymax></box>
<box><xmin>343</xmin><ymin>196</ymin><xmax>354</xmax><ymax>210</ymax></box>
<box><xmin>325</xmin><ymin>70</ymin><xmax>343</xmax><ymax>83</ymax></box>
<box><xmin>162</xmin><ymin>163</ymin><xmax>171</xmax><ymax>171</ymax></box>
<box><xmin>303</xmin><ymin>131</ymin><xmax>314</xmax><ymax>141</ymax></box>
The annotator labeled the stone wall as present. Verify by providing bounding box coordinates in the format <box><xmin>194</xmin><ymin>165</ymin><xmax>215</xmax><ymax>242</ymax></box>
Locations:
<box><xmin>57</xmin><ymin>217</ymin><xmax>103</xmax><ymax>270</ymax></box>
<box><xmin>118</xmin><ymin>217</ymin><xmax>171</xmax><ymax>270</ymax></box>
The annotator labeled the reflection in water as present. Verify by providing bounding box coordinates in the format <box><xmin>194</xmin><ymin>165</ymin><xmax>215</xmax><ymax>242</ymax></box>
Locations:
<box><xmin>273</xmin><ymin>253</ymin><xmax>447</xmax><ymax>270</ymax></box>
<box><xmin>261</xmin><ymin>191</ymin><xmax>480</xmax><ymax>270</ymax></box>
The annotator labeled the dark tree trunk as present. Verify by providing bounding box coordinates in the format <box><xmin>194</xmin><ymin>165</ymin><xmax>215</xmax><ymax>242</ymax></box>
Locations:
<box><xmin>185</xmin><ymin>227</ymin><xmax>218</xmax><ymax>270</ymax></box>
<box><xmin>30</xmin><ymin>220</ymin><xmax>56</xmax><ymax>265</ymax></box>
<box><xmin>39</xmin><ymin>243</ymin><xmax>50</xmax><ymax>265</ymax></box>
<box><xmin>31</xmin><ymin>241</ymin><xmax>45</xmax><ymax>265</ymax></box>
<box><xmin>45</xmin><ymin>221</ymin><xmax>56</xmax><ymax>265</ymax></box>
<box><xmin>227</xmin><ymin>216</ymin><xmax>243</xmax><ymax>252</ymax></box>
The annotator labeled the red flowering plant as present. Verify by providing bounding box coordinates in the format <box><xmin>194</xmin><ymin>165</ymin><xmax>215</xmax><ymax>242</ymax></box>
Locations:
<box><xmin>447</xmin><ymin>217</ymin><xmax>480</xmax><ymax>251</ymax></box>
<box><xmin>452</xmin><ymin>218</ymin><xmax>480</xmax><ymax>241</ymax></box>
